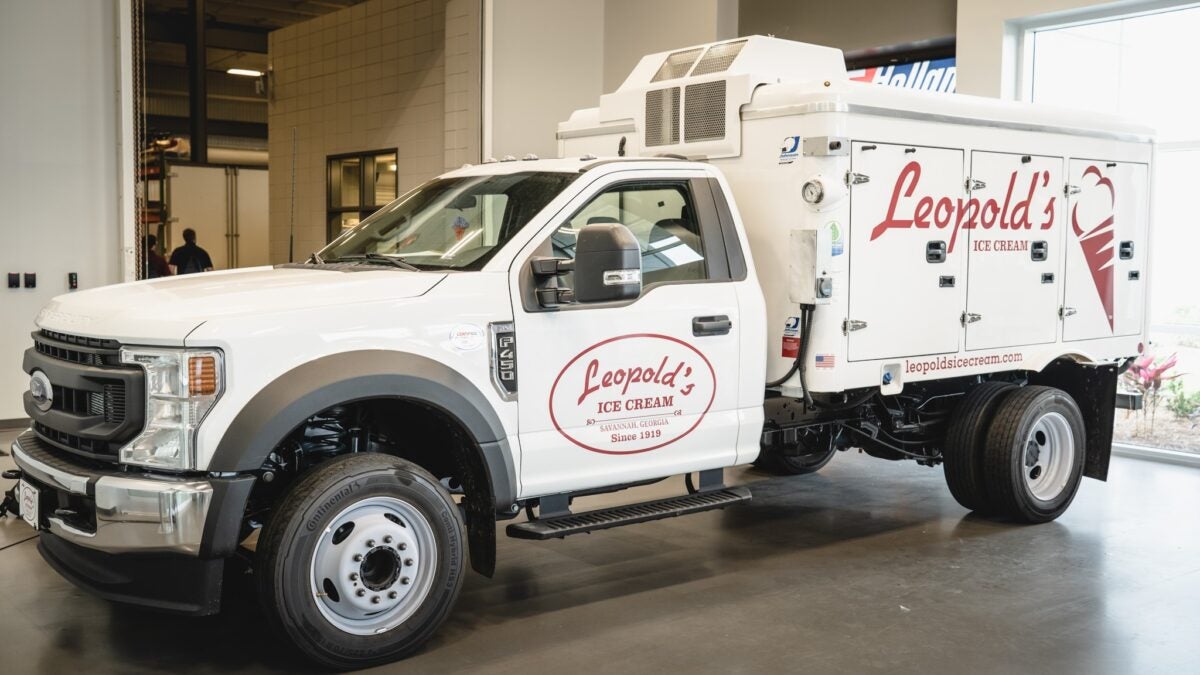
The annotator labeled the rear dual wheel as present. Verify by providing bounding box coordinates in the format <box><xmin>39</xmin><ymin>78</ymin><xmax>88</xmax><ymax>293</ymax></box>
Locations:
<box><xmin>943</xmin><ymin>384</ymin><xmax>1085</xmax><ymax>523</ymax></box>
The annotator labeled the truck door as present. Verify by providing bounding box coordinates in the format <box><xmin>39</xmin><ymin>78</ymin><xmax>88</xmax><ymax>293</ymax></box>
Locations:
<box><xmin>511</xmin><ymin>172</ymin><xmax>743</xmax><ymax>498</ymax></box>
<box><xmin>1062</xmin><ymin>160</ymin><xmax>1150</xmax><ymax>341</ymax></box>
<box><xmin>847</xmin><ymin>142</ymin><xmax>966</xmax><ymax>361</ymax></box>
<box><xmin>963</xmin><ymin>152</ymin><xmax>1065</xmax><ymax>350</ymax></box>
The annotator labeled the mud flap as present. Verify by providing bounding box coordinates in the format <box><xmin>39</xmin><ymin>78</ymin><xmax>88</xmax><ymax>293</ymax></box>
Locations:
<box><xmin>1030</xmin><ymin>359</ymin><xmax>1118</xmax><ymax>481</ymax></box>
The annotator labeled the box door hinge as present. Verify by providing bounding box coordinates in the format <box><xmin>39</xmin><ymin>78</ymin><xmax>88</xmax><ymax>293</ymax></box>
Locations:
<box><xmin>1059</xmin><ymin>306</ymin><xmax>1077</xmax><ymax>319</ymax></box>
<box><xmin>843</xmin><ymin>319</ymin><xmax>868</xmax><ymax>334</ymax></box>
<box><xmin>845</xmin><ymin>171</ymin><xmax>870</xmax><ymax>186</ymax></box>
<box><xmin>966</xmin><ymin>178</ymin><xmax>986</xmax><ymax>191</ymax></box>
<box><xmin>960</xmin><ymin>312</ymin><xmax>982</xmax><ymax>326</ymax></box>
<box><xmin>1064</xmin><ymin>184</ymin><xmax>1081</xmax><ymax>197</ymax></box>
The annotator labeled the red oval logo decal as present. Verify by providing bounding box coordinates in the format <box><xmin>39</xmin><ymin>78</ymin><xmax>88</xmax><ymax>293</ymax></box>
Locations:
<box><xmin>548</xmin><ymin>334</ymin><xmax>716</xmax><ymax>454</ymax></box>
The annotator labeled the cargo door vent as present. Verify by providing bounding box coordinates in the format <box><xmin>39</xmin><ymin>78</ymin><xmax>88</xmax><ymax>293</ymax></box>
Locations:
<box><xmin>645</xmin><ymin>87</ymin><xmax>681</xmax><ymax>146</ymax></box>
<box><xmin>684</xmin><ymin>80</ymin><xmax>727</xmax><ymax>142</ymax></box>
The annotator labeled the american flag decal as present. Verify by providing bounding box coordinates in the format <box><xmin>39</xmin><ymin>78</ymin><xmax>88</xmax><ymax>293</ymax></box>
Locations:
<box><xmin>815</xmin><ymin>354</ymin><xmax>836</xmax><ymax>368</ymax></box>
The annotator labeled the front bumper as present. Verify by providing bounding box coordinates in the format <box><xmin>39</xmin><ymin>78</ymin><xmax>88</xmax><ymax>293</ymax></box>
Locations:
<box><xmin>9</xmin><ymin>429</ymin><xmax>255</xmax><ymax>614</ymax></box>
<box><xmin>10</xmin><ymin>430</ymin><xmax>245</xmax><ymax>555</ymax></box>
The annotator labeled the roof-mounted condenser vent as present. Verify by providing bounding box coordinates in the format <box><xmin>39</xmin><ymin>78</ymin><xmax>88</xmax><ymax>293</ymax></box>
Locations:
<box><xmin>652</xmin><ymin>48</ymin><xmax>704</xmax><ymax>82</ymax></box>
<box><xmin>684</xmin><ymin>80</ymin><xmax>726</xmax><ymax>142</ymax></box>
<box><xmin>689</xmin><ymin>40</ymin><xmax>746</xmax><ymax>76</ymax></box>
<box><xmin>645</xmin><ymin>87</ymin><xmax>680</xmax><ymax>146</ymax></box>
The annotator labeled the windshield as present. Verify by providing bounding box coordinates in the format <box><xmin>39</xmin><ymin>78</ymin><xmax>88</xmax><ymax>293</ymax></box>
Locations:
<box><xmin>317</xmin><ymin>171</ymin><xmax>578</xmax><ymax>270</ymax></box>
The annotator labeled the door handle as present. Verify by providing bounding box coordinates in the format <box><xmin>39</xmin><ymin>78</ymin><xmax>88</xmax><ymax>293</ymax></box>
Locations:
<box><xmin>693</xmin><ymin>315</ymin><xmax>732</xmax><ymax>337</ymax></box>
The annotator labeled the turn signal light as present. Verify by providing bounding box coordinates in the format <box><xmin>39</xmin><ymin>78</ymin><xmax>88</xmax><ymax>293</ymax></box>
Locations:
<box><xmin>188</xmin><ymin>356</ymin><xmax>218</xmax><ymax>396</ymax></box>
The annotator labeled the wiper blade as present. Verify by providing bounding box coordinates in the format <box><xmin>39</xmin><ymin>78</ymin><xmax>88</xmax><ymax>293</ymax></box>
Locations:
<box><xmin>361</xmin><ymin>252</ymin><xmax>421</xmax><ymax>272</ymax></box>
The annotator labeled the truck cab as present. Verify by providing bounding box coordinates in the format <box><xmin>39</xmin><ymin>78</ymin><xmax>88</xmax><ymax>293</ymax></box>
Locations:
<box><xmin>8</xmin><ymin>156</ymin><xmax>767</xmax><ymax>668</ymax></box>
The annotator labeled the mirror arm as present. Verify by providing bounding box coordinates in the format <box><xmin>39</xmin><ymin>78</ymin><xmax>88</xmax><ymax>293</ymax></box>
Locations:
<box><xmin>530</xmin><ymin>257</ymin><xmax>575</xmax><ymax>277</ymax></box>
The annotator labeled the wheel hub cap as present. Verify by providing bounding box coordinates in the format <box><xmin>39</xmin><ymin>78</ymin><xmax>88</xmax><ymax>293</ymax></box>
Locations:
<box><xmin>309</xmin><ymin>496</ymin><xmax>437</xmax><ymax>635</ymax></box>
<box><xmin>1023</xmin><ymin>412</ymin><xmax>1075</xmax><ymax>502</ymax></box>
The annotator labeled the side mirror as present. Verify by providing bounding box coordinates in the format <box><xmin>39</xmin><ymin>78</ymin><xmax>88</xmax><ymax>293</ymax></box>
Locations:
<box><xmin>573</xmin><ymin>222</ymin><xmax>642</xmax><ymax>303</ymax></box>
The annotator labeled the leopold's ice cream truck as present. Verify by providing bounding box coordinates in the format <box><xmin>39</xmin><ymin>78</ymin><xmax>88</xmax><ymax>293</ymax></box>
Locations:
<box><xmin>6</xmin><ymin>37</ymin><xmax>1150</xmax><ymax>667</ymax></box>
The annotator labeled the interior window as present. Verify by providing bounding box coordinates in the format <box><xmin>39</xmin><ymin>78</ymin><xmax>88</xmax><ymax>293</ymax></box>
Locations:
<box><xmin>553</xmin><ymin>182</ymin><xmax>707</xmax><ymax>287</ymax></box>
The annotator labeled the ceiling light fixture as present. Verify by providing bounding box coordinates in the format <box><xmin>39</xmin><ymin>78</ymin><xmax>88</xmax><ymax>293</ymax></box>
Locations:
<box><xmin>227</xmin><ymin>68</ymin><xmax>263</xmax><ymax>77</ymax></box>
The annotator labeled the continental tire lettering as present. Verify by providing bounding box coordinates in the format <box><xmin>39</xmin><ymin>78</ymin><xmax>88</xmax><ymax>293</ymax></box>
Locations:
<box><xmin>306</xmin><ymin>479</ymin><xmax>364</xmax><ymax>531</ymax></box>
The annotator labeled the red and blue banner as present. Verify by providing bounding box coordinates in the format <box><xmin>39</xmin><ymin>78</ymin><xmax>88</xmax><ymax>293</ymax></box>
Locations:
<box><xmin>848</xmin><ymin>58</ymin><xmax>956</xmax><ymax>93</ymax></box>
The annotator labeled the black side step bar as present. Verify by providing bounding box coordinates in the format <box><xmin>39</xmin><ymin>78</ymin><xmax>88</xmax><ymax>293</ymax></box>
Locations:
<box><xmin>506</xmin><ymin>486</ymin><xmax>752</xmax><ymax>541</ymax></box>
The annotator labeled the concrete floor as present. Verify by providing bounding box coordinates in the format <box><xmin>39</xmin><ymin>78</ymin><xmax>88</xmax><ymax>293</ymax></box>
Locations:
<box><xmin>1</xmin><ymin>427</ymin><xmax>1198</xmax><ymax>674</ymax></box>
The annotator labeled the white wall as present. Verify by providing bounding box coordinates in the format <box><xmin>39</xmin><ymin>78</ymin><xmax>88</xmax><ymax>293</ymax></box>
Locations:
<box><xmin>955</xmin><ymin>0</ymin><xmax>1157</xmax><ymax>98</ymax></box>
<box><xmin>487</xmin><ymin>0</ymin><xmax>605</xmax><ymax>160</ymax></box>
<box><xmin>487</xmin><ymin>0</ymin><xmax>737</xmax><ymax>160</ymax></box>
<box><xmin>0</xmin><ymin>0</ymin><xmax>129</xmax><ymax>421</ymax></box>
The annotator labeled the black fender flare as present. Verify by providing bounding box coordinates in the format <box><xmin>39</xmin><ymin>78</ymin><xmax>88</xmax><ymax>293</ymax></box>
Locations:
<box><xmin>207</xmin><ymin>350</ymin><xmax>517</xmax><ymax>509</ymax></box>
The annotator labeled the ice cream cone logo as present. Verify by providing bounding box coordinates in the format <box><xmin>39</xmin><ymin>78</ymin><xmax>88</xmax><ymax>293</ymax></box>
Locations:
<box><xmin>1071</xmin><ymin>165</ymin><xmax>1116</xmax><ymax>330</ymax></box>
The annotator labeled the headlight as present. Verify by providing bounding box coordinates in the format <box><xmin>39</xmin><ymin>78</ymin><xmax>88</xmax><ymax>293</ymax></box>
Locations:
<box><xmin>119</xmin><ymin>347</ymin><xmax>224</xmax><ymax>471</ymax></box>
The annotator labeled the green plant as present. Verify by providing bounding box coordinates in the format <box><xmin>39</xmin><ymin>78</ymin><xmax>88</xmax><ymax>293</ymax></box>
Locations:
<box><xmin>1164</xmin><ymin>379</ymin><xmax>1200</xmax><ymax>426</ymax></box>
<box><xmin>1122</xmin><ymin>352</ymin><xmax>1182</xmax><ymax>435</ymax></box>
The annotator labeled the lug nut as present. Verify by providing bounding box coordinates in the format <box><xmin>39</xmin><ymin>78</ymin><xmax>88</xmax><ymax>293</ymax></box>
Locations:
<box><xmin>349</xmin><ymin>572</ymin><xmax>359</xmax><ymax>581</ymax></box>
<box><xmin>371</xmin><ymin>596</ymin><xmax>381</xmax><ymax>604</ymax></box>
<box><xmin>404</xmin><ymin>558</ymin><xmax>414</xmax><ymax>567</ymax></box>
<box><xmin>388</xmin><ymin>591</ymin><xmax>398</xmax><ymax>599</ymax></box>
<box><xmin>356</xmin><ymin>589</ymin><xmax>366</xmax><ymax>597</ymax></box>
<box><xmin>383</xmin><ymin>535</ymin><xmax>393</xmax><ymax>544</ymax></box>
<box><xmin>353</xmin><ymin>554</ymin><xmax>363</xmax><ymax>562</ymax></box>
<box><xmin>366</xmin><ymin>539</ymin><xmax>376</xmax><ymax>547</ymax></box>
<box><xmin>398</xmin><ymin>543</ymin><xmax>407</xmax><ymax>551</ymax></box>
<box><xmin>401</xmin><ymin>577</ymin><xmax>410</xmax><ymax>585</ymax></box>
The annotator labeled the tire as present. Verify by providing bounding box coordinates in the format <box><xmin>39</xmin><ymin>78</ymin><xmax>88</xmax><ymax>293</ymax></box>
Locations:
<box><xmin>982</xmin><ymin>386</ymin><xmax>1086</xmax><ymax>524</ymax></box>
<box><xmin>942</xmin><ymin>381</ymin><xmax>1016</xmax><ymax>513</ymax></box>
<box><xmin>256</xmin><ymin>453</ymin><xmax>466</xmax><ymax>669</ymax></box>
<box><xmin>755</xmin><ymin>425</ymin><xmax>837</xmax><ymax>476</ymax></box>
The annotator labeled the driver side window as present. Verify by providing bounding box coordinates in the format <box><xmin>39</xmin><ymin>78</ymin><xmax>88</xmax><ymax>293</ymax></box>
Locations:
<box><xmin>552</xmin><ymin>181</ymin><xmax>708</xmax><ymax>288</ymax></box>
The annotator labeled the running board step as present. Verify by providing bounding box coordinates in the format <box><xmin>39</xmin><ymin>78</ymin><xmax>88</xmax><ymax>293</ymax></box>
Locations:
<box><xmin>506</xmin><ymin>487</ymin><xmax>752</xmax><ymax>540</ymax></box>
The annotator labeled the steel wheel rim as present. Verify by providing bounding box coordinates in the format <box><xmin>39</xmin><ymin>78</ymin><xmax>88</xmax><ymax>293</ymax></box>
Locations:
<box><xmin>309</xmin><ymin>495</ymin><xmax>438</xmax><ymax>635</ymax></box>
<box><xmin>1023</xmin><ymin>411</ymin><xmax>1075</xmax><ymax>502</ymax></box>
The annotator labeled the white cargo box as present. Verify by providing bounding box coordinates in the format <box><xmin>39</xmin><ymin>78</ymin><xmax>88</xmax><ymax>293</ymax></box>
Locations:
<box><xmin>560</xmin><ymin>36</ymin><xmax>1153</xmax><ymax>396</ymax></box>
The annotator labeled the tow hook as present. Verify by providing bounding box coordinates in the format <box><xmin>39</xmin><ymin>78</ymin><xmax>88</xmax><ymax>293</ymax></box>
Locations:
<box><xmin>0</xmin><ymin>470</ymin><xmax>22</xmax><ymax>519</ymax></box>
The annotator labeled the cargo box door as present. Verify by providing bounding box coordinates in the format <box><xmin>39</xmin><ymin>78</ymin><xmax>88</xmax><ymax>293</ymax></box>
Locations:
<box><xmin>964</xmin><ymin>152</ymin><xmax>1065</xmax><ymax>351</ymax></box>
<box><xmin>1062</xmin><ymin>160</ymin><xmax>1149</xmax><ymax>341</ymax></box>
<box><xmin>847</xmin><ymin>143</ymin><xmax>966</xmax><ymax>361</ymax></box>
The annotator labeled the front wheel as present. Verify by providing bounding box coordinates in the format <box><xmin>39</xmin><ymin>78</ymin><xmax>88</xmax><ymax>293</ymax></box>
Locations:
<box><xmin>256</xmin><ymin>453</ymin><xmax>466</xmax><ymax>669</ymax></box>
<box><xmin>982</xmin><ymin>386</ymin><xmax>1086</xmax><ymax>523</ymax></box>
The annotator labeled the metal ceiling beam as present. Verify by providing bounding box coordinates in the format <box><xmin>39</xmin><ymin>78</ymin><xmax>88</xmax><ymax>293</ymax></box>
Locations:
<box><xmin>187</xmin><ymin>0</ymin><xmax>208</xmax><ymax>163</ymax></box>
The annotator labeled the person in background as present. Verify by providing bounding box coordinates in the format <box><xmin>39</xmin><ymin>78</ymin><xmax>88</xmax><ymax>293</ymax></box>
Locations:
<box><xmin>145</xmin><ymin>234</ymin><xmax>171</xmax><ymax>278</ymax></box>
<box><xmin>169</xmin><ymin>228</ymin><xmax>214</xmax><ymax>275</ymax></box>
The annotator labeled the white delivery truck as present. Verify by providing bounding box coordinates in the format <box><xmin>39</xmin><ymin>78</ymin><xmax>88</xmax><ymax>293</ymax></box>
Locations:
<box><xmin>4</xmin><ymin>37</ymin><xmax>1150</xmax><ymax>668</ymax></box>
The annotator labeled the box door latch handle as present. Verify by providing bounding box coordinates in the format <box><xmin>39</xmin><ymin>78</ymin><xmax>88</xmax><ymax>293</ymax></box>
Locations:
<box><xmin>926</xmin><ymin>240</ymin><xmax>947</xmax><ymax>263</ymax></box>
<box><xmin>843</xmin><ymin>319</ymin><xmax>868</xmax><ymax>334</ymax></box>
<box><xmin>1031</xmin><ymin>240</ymin><xmax>1048</xmax><ymax>261</ymax></box>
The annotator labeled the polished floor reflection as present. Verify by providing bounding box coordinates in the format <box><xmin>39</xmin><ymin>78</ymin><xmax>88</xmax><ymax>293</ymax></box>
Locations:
<box><xmin>1</xmin><ymin>427</ymin><xmax>1197</xmax><ymax>674</ymax></box>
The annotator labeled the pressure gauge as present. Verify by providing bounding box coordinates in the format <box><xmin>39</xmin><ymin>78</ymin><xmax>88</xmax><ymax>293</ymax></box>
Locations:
<box><xmin>802</xmin><ymin>179</ymin><xmax>825</xmax><ymax>204</ymax></box>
